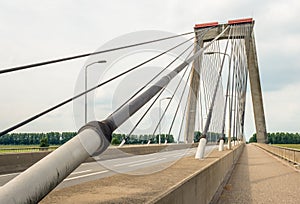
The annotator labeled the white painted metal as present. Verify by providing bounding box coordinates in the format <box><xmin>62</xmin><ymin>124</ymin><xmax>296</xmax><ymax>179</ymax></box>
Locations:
<box><xmin>0</xmin><ymin>128</ymin><xmax>108</xmax><ymax>203</ymax></box>
<box><xmin>218</xmin><ymin>139</ymin><xmax>224</xmax><ymax>151</ymax></box>
<box><xmin>119</xmin><ymin>139</ymin><xmax>126</xmax><ymax>147</ymax></box>
<box><xmin>195</xmin><ymin>138</ymin><xmax>207</xmax><ymax>159</ymax></box>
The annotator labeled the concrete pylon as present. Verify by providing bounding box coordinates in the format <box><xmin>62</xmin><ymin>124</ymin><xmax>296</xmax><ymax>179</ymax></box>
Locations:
<box><xmin>245</xmin><ymin>31</ymin><xmax>268</xmax><ymax>143</ymax></box>
<box><xmin>191</xmin><ymin>19</ymin><xmax>268</xmax><ymax>144</ymax></box>
<box><xmin>184</xmin><ymin>38</ymin><xmax>203</xmax><ymax>143</ymax></box>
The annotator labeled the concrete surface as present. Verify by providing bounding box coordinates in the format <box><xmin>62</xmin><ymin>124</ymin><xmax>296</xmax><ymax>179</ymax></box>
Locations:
<box><xmin>1</xmin><ymin>147</ymin><xmax>212</xmax><ymax>189</ymax></box>
<box><xmin>0</xmin><ymin>143</ymin><xmax>198</xmax><ymax>174</ymax></box>
<box><xmin>40</xmin><ymin>145</ymin><xmax>242</xmax><ymax>203</ymax></box>
<box><xmin>0</xmin><ymin>151</ymin><xmax>51</xmax><ymax>174</ymax></box>
<box><xmin>245</xmin><ymin>34</ymin><xmax>268</xmax><ymax>143</ymax></box>
<box><xmin>217</xmin><ymin>144</ymin><xmax>300</xmax><ymax>204</ymax></box>
<box><xmin>151</xmin><ymin>143</ymin><xmax>244</xmax><ymax>204</ymax></box>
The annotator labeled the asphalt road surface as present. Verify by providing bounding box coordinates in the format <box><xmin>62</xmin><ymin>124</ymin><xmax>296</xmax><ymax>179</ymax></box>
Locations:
<box><xmin>0</xmin><ymin>145</ymin><xmax>217</xmax><ymax>189</ymax></box>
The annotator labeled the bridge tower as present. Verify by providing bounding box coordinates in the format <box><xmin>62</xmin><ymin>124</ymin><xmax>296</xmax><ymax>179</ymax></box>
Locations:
<box><xmin>184</xmin><ymin>18</ymin><xmax>267</xmax><ymax>143</ymax></box>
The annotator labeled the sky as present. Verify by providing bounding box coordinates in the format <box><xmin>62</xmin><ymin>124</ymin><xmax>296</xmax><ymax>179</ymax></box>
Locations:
<box><xmin>0</xmin><ymin>0</ymin><xmax>300</xmax><ymax>141</ymax></box>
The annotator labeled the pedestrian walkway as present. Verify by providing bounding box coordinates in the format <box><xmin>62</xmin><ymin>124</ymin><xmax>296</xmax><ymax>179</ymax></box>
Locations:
<box><xmin>217</xmin><ymin>144</ymin><xmax>300</xmax><ymax>203</ymax></box>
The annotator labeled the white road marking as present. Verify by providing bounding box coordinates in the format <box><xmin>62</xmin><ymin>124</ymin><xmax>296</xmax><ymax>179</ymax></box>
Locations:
<box><xmin>0</xmin><ymin>172</ymin><xmax>20</xmax><ymax>178</ymax></box>
<box><xmin>71</xmin><ymin>169</ymin><xmax>92</xmax><ymax>175</ymax></box>
<box><xmin>64</xmin><ymin>170</ymin><xmax>109</xmax><ymax>181</ymax></box>
<box><xmin>129</xmin><ymin>158</ymin><xmax>166</xmax><ymax>167</ymax></box>
<box><xmin>166</xmin><ymin>150</ymin><xmax>195</xmax><ymax>157</ymax></box>
<box><xmin>81</xmin><ymin>163</ymin><xmax>91</xmax><ymax>166</ymax></box>
<box><xmin>172</xmin><ymin>154</ymin><xmax>186</xmax><ymax>157</ymax></box>
<box><xmin>113</xmin><ymin>157</ymin><xmax>157</xmax><ymax>167</ymax></box>
<box><xmin>166</xmin><ymin>152</ymin><xmax>185</xmax><ymax>156</ymax></box>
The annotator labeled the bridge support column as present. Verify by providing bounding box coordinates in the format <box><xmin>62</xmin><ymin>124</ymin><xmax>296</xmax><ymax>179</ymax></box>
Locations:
<box><xmin>184</xmin><ymin>38</ymin><xmax>203</xmax><ymax>143</ymax></box>
<box><xmin>246</xmin><ymin>33</ymin><xmax>268</xmax><ymax>143</ymax></box>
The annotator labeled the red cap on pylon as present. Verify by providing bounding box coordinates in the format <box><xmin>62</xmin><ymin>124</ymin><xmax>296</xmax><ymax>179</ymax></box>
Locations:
<box><xmin>194</xmin><ymin>22</ymin><xmax>219</xmax><ymax>29</ymax></box>
<box><xmin>228</xmin><ymin>18</ymin><xmax>253</xmax><ymax>25</ymax></box>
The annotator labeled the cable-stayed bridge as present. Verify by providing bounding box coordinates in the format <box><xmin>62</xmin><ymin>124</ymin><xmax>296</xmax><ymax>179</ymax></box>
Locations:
<box><xmin>1</xmin><ymin>18</ymin><xmax>298</xmax><ymax>204</ymax></box>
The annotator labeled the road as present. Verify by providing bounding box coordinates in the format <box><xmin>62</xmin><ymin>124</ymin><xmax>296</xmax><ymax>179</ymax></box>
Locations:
<box><xmin>0</xmin><ymin>145</ymin><xmax>217</xmax><ymax>189</ymax></box>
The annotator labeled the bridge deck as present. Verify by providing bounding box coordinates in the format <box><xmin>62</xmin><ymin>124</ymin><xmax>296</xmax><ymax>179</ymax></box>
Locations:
<box><xmin>217</xmin><ymin>144</ymin><xmax>300</xmax><ymax>204</ymax></box>
<box><xmin>40</xmin><ymin>147</ymin><xmax>221</xmax><ymax>203</ymax></box>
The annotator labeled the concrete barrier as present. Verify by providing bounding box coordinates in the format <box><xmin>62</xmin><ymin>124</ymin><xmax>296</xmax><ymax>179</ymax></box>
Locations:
<box><xmin>0</xmin><ymin>143</ymin><xmax>199</xmax><ymax>174</ymax></box>
<box><xmin>254</xmin><ymin>143</ymin><xmax>300</xmax><ymax>165</ymax></box>
<box><xmin>148</xmin><ymin>144</ymin><xmax>244</xmax><ymax>204</ymax></box>
<box><xmin>0</xmin><ymin>152</ymin><xmax>51</xmax><ymax>174</ymax></box>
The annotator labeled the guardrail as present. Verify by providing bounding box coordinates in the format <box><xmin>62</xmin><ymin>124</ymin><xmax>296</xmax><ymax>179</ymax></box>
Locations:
<box><xmin>254</xmin><ymin>143</ymin><xmax>300</xmax><ymax>165</ymax></box>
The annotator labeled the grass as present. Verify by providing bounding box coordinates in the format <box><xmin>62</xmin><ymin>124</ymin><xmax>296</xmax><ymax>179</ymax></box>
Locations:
<box><xmin>0</xmin><ymin>145</ymin><xmax>40</xmax><ymax>148</ymax></box>
<box><xmin>273</xmin><ymin>144</ymin><xmax>300</xmax><ymax>150</ymax></box>
<box><xmin>0</xmin><ymin>145</ymin><xmax>59</xmax><ymax>154</ymax></box>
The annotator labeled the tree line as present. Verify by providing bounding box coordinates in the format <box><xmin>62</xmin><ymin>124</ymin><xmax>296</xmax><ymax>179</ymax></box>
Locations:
<box><xmin>249</xmin><ymin>132</ymin><xmax>300</xmax><ymax>144</ymax></box>
<box><xmin>193</xmin><ymin>131</ymin><xmax>223</xmax><ymax>143</ymax></box>
<box><xmin>111</xmin><ymin>133</ymin><xmax>174</xmax><ymax>145</ymax></box>
<box><xmin>0</xmin><ymin>132</ymin><xmax>175</xmax><ymax>146</ymax></box>
<box><xmin>0</xmin><ymin>132</ymin><xmax>77</xmax><ymax>145</ymax></box>
<box><xmin>113</xmin><ymin>131</ymin><xmax>221</xmax><ymax>145</ymax></box>
<box><xmin>0</xmin><ymin>130</ymin><xmax>227</xmax><ymax>146</ymax></box>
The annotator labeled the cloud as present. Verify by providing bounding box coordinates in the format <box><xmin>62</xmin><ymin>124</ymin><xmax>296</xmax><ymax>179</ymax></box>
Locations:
<box><xmin>0</xmin><ymin>0</ymin><xmax>299</xmax><ymax>136</ymax></box>
<box><xmin>245</xmin><ymin>81</ymin><xmax>300</xmax><ymax>140</ymax></box>
<box><xmin>264</xmin><ymin>82</ymin><xmax>300</xmax><ymax>132</ymax></box>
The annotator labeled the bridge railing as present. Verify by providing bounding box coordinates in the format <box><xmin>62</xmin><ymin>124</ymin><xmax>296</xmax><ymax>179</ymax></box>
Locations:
<box><xmin>254</xmin><ymin>143</ymin><xmax>300</xmax><ymax>166</ymax></box>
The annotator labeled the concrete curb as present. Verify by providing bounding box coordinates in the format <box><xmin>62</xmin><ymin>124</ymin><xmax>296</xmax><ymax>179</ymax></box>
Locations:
<box><xmin>147</xmin><ymin>144</ymin><xmax>244</xmax><ymax>204</ymax></box>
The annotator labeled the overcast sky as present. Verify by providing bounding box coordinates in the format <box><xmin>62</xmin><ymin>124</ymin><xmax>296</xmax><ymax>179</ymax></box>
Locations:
<box><xmin>1</xmin><ymin>0</ymin><xmax>300</xmax><ymax>141</ymax></box>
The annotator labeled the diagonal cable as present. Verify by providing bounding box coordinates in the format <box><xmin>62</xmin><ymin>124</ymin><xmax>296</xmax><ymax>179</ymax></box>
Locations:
<box><xmin>125</xmin><ymin>43</ymin><xmax>195</xmax><ymax>138</ymax></box>
<box><xmin>0</xmin><ymin>36</ymin><xmax>195</xmax><ymax>137</ymax></box>
<box><xmin>0</xmin><ymin>32</ymin><xmax>194</xmax><ymax>75</ymax></box>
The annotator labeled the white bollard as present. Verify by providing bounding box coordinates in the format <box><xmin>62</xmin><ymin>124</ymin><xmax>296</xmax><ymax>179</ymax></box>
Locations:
<box><xmin>195</xmin><ymin>138</ymin><xmax>207</xmax><ymax>159</ymax></box>
<box><xmin>165</xmin><ymin>140</ymin><xmax>167</xmax><ymax>144</ymax></box>
<box><xmin>218</xmin><ymin>139</ymin><xmax>224</xmax><ymax>151</ymax></box>
<box><xmin>118</xmin><ymin>139</ymin><xmax>126</xmax><ymax>147</ymax></box>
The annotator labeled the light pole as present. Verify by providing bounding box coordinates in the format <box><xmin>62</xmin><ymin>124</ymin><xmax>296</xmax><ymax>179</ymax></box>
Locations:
<box><xmin>85</xmin><ymin>60</ymin><xmax>106</xmax><ymax>124</ymax></box>
<box><xmin>204</xmin><ymin>51</ymin><xmax>231</xmax><ymax>150</ymax></box>
<box><xmin>159</xmin><ymin>97</ymin><xmax>172</xmax><ymax>144</ymax></box>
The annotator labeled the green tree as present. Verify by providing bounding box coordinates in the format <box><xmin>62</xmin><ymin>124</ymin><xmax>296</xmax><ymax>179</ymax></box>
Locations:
<box><xmin>40</xmin><ymin>137</ymin><xmax>49</xmax><ymax>147</ymax></box>
<box><xmin>249</xmin><ymin>133</ymin><xmax>257</xmax><ymax>143</ymax></box>
<box><xmin>165</xmin><ymin>134</ymin><xmax>174</xmax><ymax>143</ymax></box>
<box><xmin>194</xmin><ymin>131</ymin><xmax>201</xmax><ymax>142</ymax></box>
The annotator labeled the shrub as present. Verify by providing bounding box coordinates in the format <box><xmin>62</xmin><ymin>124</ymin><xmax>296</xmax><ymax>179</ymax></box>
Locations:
<box><xmin>111</xmin><ymin>137</ymin><xmax>121</xmax><ymax>145</ymax></box>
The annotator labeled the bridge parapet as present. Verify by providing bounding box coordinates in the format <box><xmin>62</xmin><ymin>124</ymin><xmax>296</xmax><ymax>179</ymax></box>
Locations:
<box><xmin>254</xmin><ymin>143</ymin><xmax>300</xmax><ymax>166</ymax></box>
<box><xmin>150</xmin><ymin>143</ymin><xmax>244</xmax><ymax>204</ymax></box>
